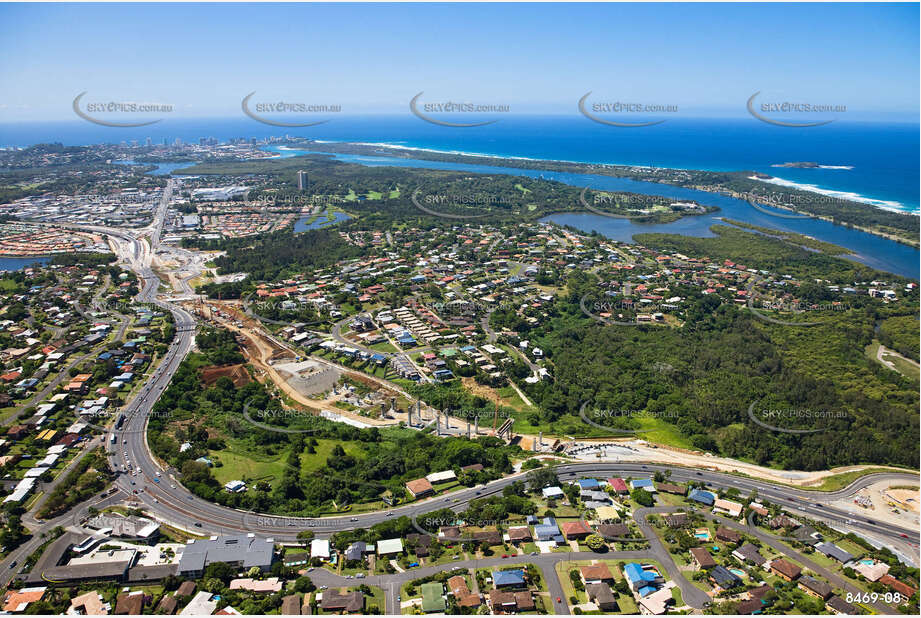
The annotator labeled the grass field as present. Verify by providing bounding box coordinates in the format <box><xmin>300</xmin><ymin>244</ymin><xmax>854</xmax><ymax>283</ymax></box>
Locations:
<box><xmin>208</xmin><ymin>447</ymin><xmax>289</xmax><ymax>486</ymax></box>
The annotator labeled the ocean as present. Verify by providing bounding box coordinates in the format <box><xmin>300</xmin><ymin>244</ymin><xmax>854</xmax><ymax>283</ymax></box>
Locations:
<box><xmin>1</xmin><ymin>115</ymin><xmax>918</xmax><ymax>214</ymax></box>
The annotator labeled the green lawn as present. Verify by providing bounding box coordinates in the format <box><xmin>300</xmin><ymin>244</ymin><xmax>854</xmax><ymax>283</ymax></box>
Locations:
<box><xmin>671</xmin><ymin>586</ymin><xmax>684</xmax><ymax>606</ymax></box>
<box><xmin>300</xmin><ymin>439</ymin><xmax>365</xmax><ymax>474</ymax></box>
<box><xmin>208</xmin><ymin>448</ymin><xmax>288</xmax><ymax>486</ymax></box>
<box><xmin>880</xmin><ymin>351</ymin><xmax>920</xmax><ymax>381</ymax></box>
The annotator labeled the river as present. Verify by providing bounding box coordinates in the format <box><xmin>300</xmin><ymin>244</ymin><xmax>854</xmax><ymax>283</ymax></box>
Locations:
<box><xmin>266</xmin><ymin>146</ymin><xmax>918</xmax><ymax>279</ymax></box>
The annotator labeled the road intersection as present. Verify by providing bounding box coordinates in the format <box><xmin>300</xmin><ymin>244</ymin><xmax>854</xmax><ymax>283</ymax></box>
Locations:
<box><xmin>2</xmin><ymin>208</ymin><xmax>917</xmax><ymax>614</ymax></box>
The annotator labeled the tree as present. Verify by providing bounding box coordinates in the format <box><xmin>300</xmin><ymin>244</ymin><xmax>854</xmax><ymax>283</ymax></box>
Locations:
<box><xmin>585</xmin><ymin>534</ymin><xmax>606</xmax><ymax>551</ymax></box>
<box><xmin>203</xmin><ymin>562</ymin><xmax>234</xmax><ymax>584</ymax></box>
<box><xmin>631</xmin><ymin>488</ymin><xmax>654</xmax><ymax>507</ymax></box>
<box><xmin>526</xmin><ymin>466</ymin><xmax>559</xmax><ymax>493</ymax></box>
<box><xmin>297</xmin><ymin>530</ymin><xmax>315</xmax><ymax>547</ymax></box>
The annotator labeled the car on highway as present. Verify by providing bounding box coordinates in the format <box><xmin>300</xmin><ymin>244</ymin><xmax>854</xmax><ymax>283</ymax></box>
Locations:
<box><xmin>901</xmin><ymin>533</ymin><xmax>909</xmax><ymax>538</ymax></box>
<box><xmin>350</xmin><ymin>517</ymin><xmax>358</xmax><ymax>521</ymax></box>
<box><xmin>556</xmin><ymin>597</ymin><xmax>561</xmax><ymax>603</ymax></box>
<box><xmin>194</xmin><ymin>523</ymin><xmax>202</xmax><ymax>527</ymax></box>
<box><xmin>8</xmin><ymin>561</ymin><xmax>16</xmax><ymax>569</ymax></box>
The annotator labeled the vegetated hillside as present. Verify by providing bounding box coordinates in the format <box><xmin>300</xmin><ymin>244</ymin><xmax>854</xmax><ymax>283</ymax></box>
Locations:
<box><xmin>516</xmin><ymin>229</ymin><xmax>919</xmax><ymax>471</ymax></box>
<box><xmin>148</xmin><ymin>327</ymin><xmax>525</xmax><ymax>516</ymax></box>
<box><xmin>878</xmin><ymin>315</ymin><xmax>920</xmax><ymax>362</ymax></box>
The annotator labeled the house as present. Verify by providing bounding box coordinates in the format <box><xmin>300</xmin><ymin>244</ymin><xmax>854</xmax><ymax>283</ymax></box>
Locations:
<box><xmin>177</xmin><ymin>581</ymin><xmax>197</xmax><ymax>597</ymax></box>
<box><xmin>472</xmin><ymin>530</ymin><xmax>503</xmax><ymax>546</ymax></box>
<box><xmin>280</xmin><ymin>594</ymin><xmax>301</xmax><ymax>615</ymax></box>
<box><xmin>69</xmin><ymin>591</ymin><xmax>109</xmax><ymax>615</ymax></box>
<box><xmin>689</xmin><ymin>547</ymin><xmax>716</xmax><ymax>569</ymax></box>
<box><xmin>406</xmin><ymin>477</ymin><xmax>434</xmax><ymax>499</ymax></box>
<box><xmin>688</xmin><ymin>489</ymin><xmax>716</xmax><ymax>506</ymax></box>
<box><xmin>180</xmin><ymin>592</ymin><xmax>218</xmax><ymax>616</ymax></box>
<box><xmin>770</xmin><ymin>558</ymin><xmax>802</xmax><ymax>582</ymax></box>
<box><xmin>597</xmin><ymin>523</ymin><xmax>630</xmax><ymax>538</ymax></box>
<box><xmin>768</xmin><ymin>515</ymin><xmax>797</xmax><ymax>530</ymax></box>
<box><xmin>541</xmin><ymin>485</ymin><xmax>565</xmax><ymax>499</ymax></box>
<box><xmin>224</xmin><ymin>480</ymin><xmax>246</xmax><ymax>493</ymax></box>
<box><xmin>310</xmin><ymin>539</ymin><xmax>331</xmax><ymax>560</ymax></box>
<box><xmin>656</xmin><ymin>483</ymin><xmax>686</xmax><ymax>496</ymax></box>
<box><xmin>230</xmin><ymin>578</ymin><xmax>283</xmax><ymax>594</ymax></box>
<box><xmin>577</xmin><ymin>478</ymin><xmax>601</xmax><ymax>490</ymax></box>
<box><xmin>715</xmin><ymin>526</ymin><xmax>742</xmax><ymax>544</ymax></box>
<box><xmin>623</xmin><ymin>563</ymin><xmax>663</xmax><ymax>592</ymax></box>
<box><xmin>710</xmin><ymin>565</ymin><xmax>743</xmax><ymax>590</ymax></box>
<box><xmin>447</xmin><ymin>575</ymin><xmax>481</xmax><ymax>608</ymax></box>
<box><xmin>425</xmin><ymin>469</ymin><xmax>456</xmax><ymax>484</ymax></box>
<box><xmin>420</xmin><ymin>582</ymin><xmax>446</xmax><ymax>613</ymax></box>
<box><xmin>593</xmin><ymin>505</ymin><xmax>621</xmax><ymax>522</ymax></box>
<box><xmin>534</xmin><ymin>517</ymin><xmax>562</xmax><ymax>542</ymax></box>
<box><xmin>854</xmin><ymin>561</ymin><xmax>889</xmax><ymax>582</ymax></box>
<box><xmin>561</xmin><ymin>520</ymin><xmax>592</xmax><ymax>540</ymax></box>
<box><xmin>492</xmin><ymin>569</ymin><xmax>527</xmax><ymax>588</ymax></box>
<box><xmin>638</xmin><ymin>586</ymin><xmax>674</xmax><ymax>615</ymax></box>
<box><xmin>345</xmin><ymin>541</ymin><xmax>367</xmax><ymax>562</ymax></box>
<box><xmin>487</xmin><ymin>590</ymin><xmax>517</xmax><ymax>613</ymax></box>
<box><xmin>439</xmin><ymin>525</ymin><xmax>463</xmax><ymax>541</ymax></box>
<box><xmin>608</xmin><ymin>478</ymin><xmax>629</xmax><ymax>494</ymax></box>
<box><xmin>736</xmin><ymin>597</ymin><xmax>766</xmax><ymax>615</ymax></box>
<box><xmin>713</xmin><ymin>498</ymin><xmax>744</xmax><ymax>518</ymax></box>
<box><xmin>320</xmin><ymin>589</ymin><xmax>364</xmax><ymax>614</ymax></box>
<box><xmin>3</xmin><ymin>587</ymin><xmax>47</xmax><ymax>613</ymax></box>
<box><xmin>114</xmin><ymin>591</ymin><xmax>147</xmax><ymax>615</ymax></box>
<box><xmin>507</xmin><ymin>526</ymin><xmax>532</xmax><ymax>543</ymax></box>
<box><xmin>580</xmin><ymin>563</ymin><xmax>615</xmax><ymax>584</ymax></box>
<box><xmin>732</xmin><ymin>543</ymin><xmax>766</xmax><ymax>566</ymax></box>
<box><xmin>826</xmin><ymin>596</ymin><xmax>858</xmax><ymax>615</ymax></box>
<box><xmin>513</xmin><ymin>591</ymin><xmax>535</xmax><ymax>612</ymax></box>
<box><xmin>664</xmin><ymin>513</ymin><xmax>689</xmax><ymax>528</ymax></box>
<box><xmin>793</xmin><ymin>525</ymin><xmax>822</xmax><ymax>546</ymax></box>
<box><xmin>376</xmin><ymin>538</ymin><xmax>404</xmax><ymax>556</ymax></box>
<box><xmin>815</xmin><ymin>542</ymin><xmax>855</xmax><ymax>564</ymax></box>
<box><xmin>798</xmin><ymin>576</ymin><xmax>832</xmax><ymax>600</ymax></box>
<box><xmin>586</xmin><ymin>583</ymin><xmax>618</xmax><ymax>611</ymax></box>
<box><xmin>879</xmin><ymin>574</ymin><xmax>917</xmax><ymax>598</ymax></box>
<box><xmin>630</xmin><ymin>479</ymin><xmax>655</xmax><ymax>491</ymax></box>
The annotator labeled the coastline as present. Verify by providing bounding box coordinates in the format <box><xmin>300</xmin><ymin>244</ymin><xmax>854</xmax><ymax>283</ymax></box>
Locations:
<box><xmin>276</xmin><ymin>139</ymin><xmax>920</xmax><ymax>249</ymax></box>
<box><xmin>290</xmin><ymin>139</ymin><xmax>918</xmax><ymax>216</ymax></box>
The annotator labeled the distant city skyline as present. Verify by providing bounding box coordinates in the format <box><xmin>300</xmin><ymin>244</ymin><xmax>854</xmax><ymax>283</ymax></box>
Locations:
<box><xmin>0</xmin><ymin>2</ymin><xmax>918</xmax><ymax>122</ymax></box>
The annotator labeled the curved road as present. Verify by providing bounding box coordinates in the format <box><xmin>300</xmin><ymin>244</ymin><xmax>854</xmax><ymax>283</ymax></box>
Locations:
<box><xmin>7</xmin><ymin>217</ymin><xmax>916</xmax><ymax>612</ymax></box>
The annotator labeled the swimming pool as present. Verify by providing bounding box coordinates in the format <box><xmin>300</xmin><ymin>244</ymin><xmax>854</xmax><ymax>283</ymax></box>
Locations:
<box><xmin>730</xmin><ymin>568</ymin><xmax>747</xmax><ymax>578</ymax></box>
<box><xmin>859</xmin><ymin>559</ymin><xmax>875</xmax><ymax>565</ymax></box>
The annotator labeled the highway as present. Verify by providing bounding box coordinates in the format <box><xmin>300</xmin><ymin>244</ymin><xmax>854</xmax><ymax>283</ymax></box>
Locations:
<box><xmin>87</xmin><ymin>218</ymin><xmax>921</xmax><ymax>581</ymax></box>
<box><xmin>3</xmin><ymin>204</ymin><xmax>917</xmax><ymax>612</ymax></box>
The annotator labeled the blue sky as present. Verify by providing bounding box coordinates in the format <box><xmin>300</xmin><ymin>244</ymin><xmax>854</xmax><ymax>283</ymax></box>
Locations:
<box><xmin>0</xmin><ymin>2</ymin><xmax>918</xmax><ymax>121</ymax></box>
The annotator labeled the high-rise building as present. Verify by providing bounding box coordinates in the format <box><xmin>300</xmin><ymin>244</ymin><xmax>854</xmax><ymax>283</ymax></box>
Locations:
<box><xmin>297</xmin><ymin>170</ymin><xmax>308</xmax><ymax>191</ymax></box>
